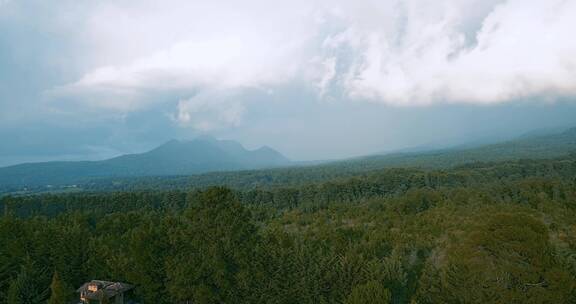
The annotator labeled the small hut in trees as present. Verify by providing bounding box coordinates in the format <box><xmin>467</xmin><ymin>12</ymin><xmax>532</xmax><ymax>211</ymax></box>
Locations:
<box><xmin>77</xmin><ymin>280</ymin><xmax>134</xmax><ymax>304</ymax></box>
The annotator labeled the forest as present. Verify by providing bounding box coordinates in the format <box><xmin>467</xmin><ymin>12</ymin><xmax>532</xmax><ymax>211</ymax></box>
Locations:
<box><xmin>2</xmin><ymin>154</ymin><xmax>576</xmax><ymax>303</ymax></box>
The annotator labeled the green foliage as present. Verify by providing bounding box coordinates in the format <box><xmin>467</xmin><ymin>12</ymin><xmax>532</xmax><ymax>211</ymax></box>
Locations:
<box><xmin>416</xmin><ymin>212</ymin><xmax>576</xmax><ymax>304</ymax></box>
<box><xmin>6</xmin><ymin>259</ymin><xmax>49</xmax><ymax>304</ymax></box>
<box><xmin>166</xmin><ymin>187</ymin><xmax>259</xmax><ymax>303</ymax></box>
<box><xmin>345</xmin><ymin>281</ymin><xmax>391</xmax><ymax>304</ymax></box>
<box><xmin>2</xmin><ymin>154</ymin><xmax>576</xmax><ymax>303</ymax></box>
<box><xmin>48</xmin><ymin>271</ymin><xmax>72</xmax><ymax>304</ymax></box>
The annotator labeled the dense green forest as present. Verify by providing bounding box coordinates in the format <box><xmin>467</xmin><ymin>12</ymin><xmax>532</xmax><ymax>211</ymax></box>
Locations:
<box><xmin>2</xmin><ymin>153</ymin><xmax>576</xmax><ymax>303</ymax></box>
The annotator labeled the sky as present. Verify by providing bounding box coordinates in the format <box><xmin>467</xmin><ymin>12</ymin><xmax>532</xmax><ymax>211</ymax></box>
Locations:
<box><xmin>1</xmin><ymin>0</ymin><xmax>576</xmax><ymax>166</ymax></box>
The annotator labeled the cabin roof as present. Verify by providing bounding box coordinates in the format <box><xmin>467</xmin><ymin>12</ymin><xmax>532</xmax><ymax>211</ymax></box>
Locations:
<box><xmin>77</xmin><ymin>280</ymin><xmax>133</xmax><ymax>299</ymax></box>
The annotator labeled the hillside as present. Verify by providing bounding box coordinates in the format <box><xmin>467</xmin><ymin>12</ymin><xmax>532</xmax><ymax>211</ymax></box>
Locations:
<box><xmin>333</xmin><ymin>126</ymin><xmax>576</xmax><ymax>171</ymax></box>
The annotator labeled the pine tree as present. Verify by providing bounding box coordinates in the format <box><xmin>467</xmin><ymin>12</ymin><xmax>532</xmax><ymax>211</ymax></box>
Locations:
<box><xmin>48</xmin><ymin>271</ymin><xmax>71</xmax><ymax>304</ymax></box>
<box><xmin>345</xmin><ymin>281</ymin><xmax>391</xmax><ymax>304</ymax></box>
<box><xmin>7</xmin><ymin>260</ymin><xmax>49</xmax><ymax>304</ymax></box>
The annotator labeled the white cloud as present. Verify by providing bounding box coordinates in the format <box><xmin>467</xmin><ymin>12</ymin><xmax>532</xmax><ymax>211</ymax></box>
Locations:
<box><xmin>65</xmin><ymin>35</ymin><xmax>304</xmax><ymax>95</ymax></box>
<box><xmin>326</xmin><ymin>0</ymin><xmax>576</xmax><ymax>105</ymax></box>
<box><xmin>52</xmin><ymin>0</ymin><xmax>576</xmax><ymax>119</ymax></box>
<box><xmin>51</xmin><ymin>0</ymin><xmax>318</xmax><ymax>116</ymax></box>
<box><xmin>172</xmin><ymin>92</ymin><xmax>245</xmax><ymax>131</ymax></box>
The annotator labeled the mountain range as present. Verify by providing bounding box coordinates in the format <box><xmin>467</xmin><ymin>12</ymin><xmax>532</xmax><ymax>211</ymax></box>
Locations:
<box><xmin>0</xmin><ymin>136</ymin><xmax>291</xmax><ymax>188</ymax></box>
<box><xmin>346</xmin><ymin>126</ymin><xmax>576</xmax><ymax>169</ymax></box>
<box><xmin>1</xmin><ymin>127</ymin><xmax>576</xmax><ymax>193</ymax></box>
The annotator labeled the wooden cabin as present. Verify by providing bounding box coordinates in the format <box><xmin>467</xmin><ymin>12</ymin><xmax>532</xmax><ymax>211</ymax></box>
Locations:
<box><xmin>77</xmin><ymin>280</ymin><xmax>134</xmax><ymax>304</ymax></box>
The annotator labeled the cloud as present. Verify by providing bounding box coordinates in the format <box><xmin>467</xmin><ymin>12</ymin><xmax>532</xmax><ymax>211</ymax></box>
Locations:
<box><xmin>51</xmin><ymin>0</ymin><xmax>576</xmax><ymax>118</ymax></box>
<box><xmin>50</xmin><ymin>0</ymin><xmax>317</xmax><ymax>114</ymax></box>
<box><xmin>172</xmin><ymin>91</ymin><xmax>245</xmax><ymax>132</ymax></box>
<box><xmin>56</xmin><ymin>35</ymin><xmax>305</xmax><ymax>110</ymax></box>
<box><xmin>324</xmin><ymin>0</ymin><xmax>576</xmax><ymax>105</ymax></box>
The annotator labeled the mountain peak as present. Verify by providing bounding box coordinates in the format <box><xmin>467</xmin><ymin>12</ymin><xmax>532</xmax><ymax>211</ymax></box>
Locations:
<box><xmin>163</xmin><ymin>139</ymin><xmax>181</xmax><ymax>146</ymax></box>
<box><xmin>256</xmin><ymin>145</ymin><xmax>274</xmax><ymax>152</ymax></box>
<box><xmin>0</xmin><ymin>138</ymin><xmax>292</xmax><ymax>188</ymax></box>
<box><xmin>152</xmin><ymin>139</ymin><xmax>186</xmax><ymax>153</ymax></box>
<box><xmin>255</xmin><ymin>146</ymin><xmax>284</xmax><ymax>156</ymax></box>
<box><xmin>194</xmin><ymin>135</ymin><xmax>218</xmax><ymax>143</ymax></box>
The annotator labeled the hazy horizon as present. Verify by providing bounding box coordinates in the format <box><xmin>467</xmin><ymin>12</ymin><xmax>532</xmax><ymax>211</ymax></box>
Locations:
<box><xmin>2</xmin><ymin>0</ymin><xmax>576</xmax><ymax>167</ymax></box>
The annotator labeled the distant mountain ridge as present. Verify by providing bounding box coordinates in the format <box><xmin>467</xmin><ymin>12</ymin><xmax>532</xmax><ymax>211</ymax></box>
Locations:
<box><xmin>337</xmin><ymin>126</ymin><xmax>576</xmax><ymax>170</ymax></box>
<box><xmin>51</xmin><ymin>126</ymin><xmax>576</xmax><ymax>194</ymax></box>
<box><xmin>0</xmin><ymin>137</ymin><xmax>291</xmax><ymax>188</ymax></box>
<box><xmin>2</xmin><ymin>127</ymin><xmax>576</xmax><ymax>193</ymax></box>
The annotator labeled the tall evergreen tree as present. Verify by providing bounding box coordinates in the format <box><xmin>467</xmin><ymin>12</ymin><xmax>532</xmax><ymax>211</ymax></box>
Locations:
<box><xmin>7</xmin><ymin>260</ymin><xmax>49</xmax><ymax>304</ymax></box>
<box><xmin>345</xmin><ymin>281</ymin><xmax>391</xmax><ymax>304</ymax></box>
<box><xmin>48</xmin><ymin>271</ymin><xmax>71</xmax><ymax>304</ymax></box>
